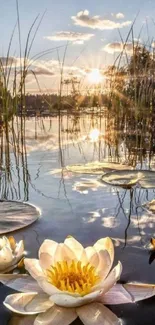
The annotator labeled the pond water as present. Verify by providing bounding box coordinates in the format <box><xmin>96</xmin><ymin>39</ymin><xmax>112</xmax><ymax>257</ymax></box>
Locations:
<box><xmin>1</xmin><ymin>114</ymin><xmax>155</xmax><ymax>324</ymax></box>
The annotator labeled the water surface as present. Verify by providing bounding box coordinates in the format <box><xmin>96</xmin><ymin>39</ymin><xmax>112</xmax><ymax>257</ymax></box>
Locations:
<box><xmin>1</xmin><ymin>114</ymin><xmax>155</xmax><ymax>324</ymax></box>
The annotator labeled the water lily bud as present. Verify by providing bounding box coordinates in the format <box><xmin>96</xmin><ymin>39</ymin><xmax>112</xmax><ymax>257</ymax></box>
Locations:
<box><xmin>0</xmin><ymin>236</ymin><xmax>24</xmax><ymax>273</ymax></box>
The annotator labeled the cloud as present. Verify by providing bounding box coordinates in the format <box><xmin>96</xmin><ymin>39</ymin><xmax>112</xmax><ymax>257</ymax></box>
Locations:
<box><xmin>71</xmin><ymin>10</ymin><xmax>132</xmax><ymax>30</ymax></box>
<box><xmin>45</xmin><ymin>31</ymin><xmax>94</xmax><ymax>44</ymax></box>
<box><xmin>0</xmin><ymin>56</ymin><xmax>32</xmax><ymax>68</ymax></box>
<box><xmin>34</xmin><ymin>60</ymin><xmax>85</xmax><ymax>77</ymax></box>
<box><xmin>115</xmin><ymin>12</ymin><xmax>125</xmax><ymax>19</ymax></box>
<box><xmin>1</xmin><ymin>55</ymin><xmax>85</xmax><ymax>85</ymax></box>
<box><xmin>103</xmin><ymin>42</ymin><xmax>134</xmax><ymax>54</ymax></box>
<box><xmin>0</xmin><ymin>57</ymin><xmax>18</xmax><ymax>66</ymax></box>
<box><xmin>27</xmin><ymin>67</ymin><xmax>55</xmax><ymax>76</ymax></box>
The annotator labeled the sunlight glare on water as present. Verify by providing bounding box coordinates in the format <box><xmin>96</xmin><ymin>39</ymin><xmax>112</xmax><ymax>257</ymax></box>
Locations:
<box><xmin>89</xmin><ymin>128</ymin><xmax>100</xmax><ymax>142</ymax></box>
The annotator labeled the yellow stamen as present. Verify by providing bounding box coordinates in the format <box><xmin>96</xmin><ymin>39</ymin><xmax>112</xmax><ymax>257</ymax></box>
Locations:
<box><xmin>46</xmin><ymin>260</ymin><xmax>100</xmax><ymax>296</ymax></box>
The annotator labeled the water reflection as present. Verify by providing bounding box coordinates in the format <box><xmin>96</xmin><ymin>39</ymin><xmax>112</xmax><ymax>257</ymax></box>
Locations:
<box><xmin>1</xmin><ymin>112</ymin><xmax>155</xmax><ymax>247</ymax></box>
<box><xmin>0</xmin><ymin>117</ymin><xmax>29</xmax><ymax>201</ymax></box>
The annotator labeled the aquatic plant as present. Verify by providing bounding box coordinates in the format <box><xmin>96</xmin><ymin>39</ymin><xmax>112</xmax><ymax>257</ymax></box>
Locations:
<box><xmin>0</xmin><ymin>236</ymin><xmax>24</xmax><ymax>273</ymax></box>
<box><xmin>1</xmin><ymin>237</ymin><xmax>155</xmax><ymax>325</ymax></box>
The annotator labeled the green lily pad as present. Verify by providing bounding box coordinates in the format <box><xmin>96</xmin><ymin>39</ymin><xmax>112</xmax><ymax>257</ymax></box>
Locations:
<box><xmin>0</xmin><ymin>201</ymin><xmax>40</xmax><ymax>234</ymax></box>
<box><xmin>101</xmin><ymin>170</ymin><xmax>155</xmax><ymax>189</ymax></box>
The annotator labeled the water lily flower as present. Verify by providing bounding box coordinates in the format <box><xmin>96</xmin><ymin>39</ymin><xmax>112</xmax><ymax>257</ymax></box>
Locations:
<box><xmin>1</xmin><ymin>237</ymin><xmax>155</xmax><ymax>325</ymax></box>
<box><xmin>0</xmin><ymin>236</ymin><xmax>24</xmax><ymax>273</ymax></box>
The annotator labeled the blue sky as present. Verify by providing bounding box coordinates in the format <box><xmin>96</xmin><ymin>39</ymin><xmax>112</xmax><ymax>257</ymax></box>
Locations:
<box><xmin>0</xmin><ymin>0</ymin><xmax>155</xmax><ymax>92</ymax></box>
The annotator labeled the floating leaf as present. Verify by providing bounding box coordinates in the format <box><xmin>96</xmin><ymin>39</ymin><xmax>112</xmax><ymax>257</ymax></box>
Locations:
<box><xmin>0</xmin><ymin>201</ymin><xmax>40</xmax><ymax>234</ymax></box>
<box><xmin>101</xmin><ymin>170</ymin><xmax>155</xmax><ymax>189</ymax></box>
<box><xmin>66</xmin><ymin>161</ymin><xmax>133</xmax><ymax>175</ymax></box>
<box><xmin>100</xmin><ymin>283</ymin><xmax>155</xmax><ymax>304</ymax></box>
<box><xmin>0</xmin><ymin>273</ymin><xmax>42</xmax><ymax>292</ymax></box>
<box><xmin>123</xmin><ymin>283</ymin><xmax>155</xmax><ymax>302</ymax></box>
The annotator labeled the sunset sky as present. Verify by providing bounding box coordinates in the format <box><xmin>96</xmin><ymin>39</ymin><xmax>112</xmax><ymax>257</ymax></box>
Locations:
<box><xmin>0</xmin><ymin>0</ymin><xmax>155</xmax><ymax>93</ymax></box>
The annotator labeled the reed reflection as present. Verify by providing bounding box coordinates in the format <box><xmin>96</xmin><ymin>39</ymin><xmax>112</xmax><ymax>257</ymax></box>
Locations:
<box><xmin>0</xmin><ymin>117</ymin><xmax>29</xmax><ymax>201</ymax></box>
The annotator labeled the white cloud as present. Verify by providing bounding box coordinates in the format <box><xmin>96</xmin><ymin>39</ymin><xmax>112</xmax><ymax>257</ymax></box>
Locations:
<box><xmin>0</xmin><ymin>56</ymin><xmax>31</xmax><ymax>68</ymax></box>
<box><xmin>1</xmin><ymin>55</ymin><xmax>86</xmax><ymax>87</ymax></box>
<box><xmin>45</xmin><ymin>31</ymin><xmax>94</xmax><ymax>44</ymax></box>
<box><xmin>71</xmin><ymin>10</ymin><xmax>132</xmax><ymax>30</ymax></box>
<box><xmin>116</xmin><ymin>12</ymin><xmax>125</xmax><ymax>19</ymax></box>
<box><xmin>27</xmin><ymin>67</ymin><xmax>55</xmax><ymax>76</ymax></box>
<box><xmin>0</xmin><ymin>57</ymin><xmax>59</xmax><ymax>71</ymax></box>
<box><xmin>103</xmin><ymin>42</ymin><xmax>134</xmax><ymax>54</ymax></box>
<box><xmin>0</xmin><ymin>57</ymin><xmax>17</xmax><ymax>66</ymax></box>
<box><xmin>33</xmin><ymin>59</ymin><xmax>59</xmax><ymax>70</ymax></box>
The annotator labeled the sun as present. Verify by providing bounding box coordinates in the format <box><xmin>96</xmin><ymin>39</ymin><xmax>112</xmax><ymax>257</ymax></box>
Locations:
<box><xmin>88</xmin><ymin>69</ymin><xmax>103</xmax><ymax>84</ymax></box>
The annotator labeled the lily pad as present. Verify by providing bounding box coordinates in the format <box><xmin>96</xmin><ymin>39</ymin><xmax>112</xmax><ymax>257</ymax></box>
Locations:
<box><xmin>0</xmin><ymin>201</ymin><xmax>40</xmax><ymax>234</ymax></box>
<box><xmin>66</xmin><ymin>161</ymin><xmax>133</xmax><ymax>175</ymax></box>
<box><xmin>101</xmin><ymin>170</ymin><xmax>155</xmax><ymax>189</ymax></box>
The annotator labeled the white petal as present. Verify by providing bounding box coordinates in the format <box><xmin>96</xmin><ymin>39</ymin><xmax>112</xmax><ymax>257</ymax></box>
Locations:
<box><xmin>93</xmin><ymin>262</ymin><xmax>122</xmax><ymax>293</ymax></box>
<box><xmin>100</xmin><ymin>284</ymin><xmax>133</xmax><ymax>304</ymax></box>
<box><xmin>24</xmin><ymin>259</ymin><xmax>44</xmax><ymax>279</ymax></box>
<box><xmin>0</xmin><ymin>263</ymin><xmax>20</xmax><ymax>274</ymax></box>
<box><xmin>94</xmin><ymin>238</ymin><xmax>114</xmax><ymax>266</ymax></box>
<box><xmin>15</xmin><ymin>240</ymin><xmax>25</xmax><ymax>259</ymax></box>
<box><xmin>50</xmin><ymin>290</ymin><xmax>103</xmax><ymax>308</ymax></box>
<box><xmin>0</xmin><ymin>246</ymin><xmax>13</xmax><ymax>270</ymax></box>
<box><xmin>39</xmin><ymin>253</ymin><xmax>54</xmax><ymax>270</ymax></box>
<box><xmin>34</xmin><ymin>305</ymin><xmax>77</xmax><ymax>325</ymax></box>
<box><xmin>77</xmin><ymin>302</ymin><xmax>121</xmax><ymax>325</ymax></box>
<box><xmin>9</xmin><ymin>315</ymin><xmax>36</xmax><ymax>325</ymax></box>
<box><xmin>53</xmin><ymin>243</ymin><xmax>76</xmax><ymax>263</ymax></box>
<box><xmin>39</xmin><ymin>240</ymin><xmax>58</xmax><ymax>258</ymax></box>
<box><xmin>0</xmin><ymin>274</ymin><xmax>43</xmax><ymax>293</ymax></box>
<box><xmin>89</xmin><ymin>251</ymin><xmax>100</xmax><ymax>268</ymax></box>
<box><xmin>64</xmin><ymin>237</ymin><xmax>84</xmax><ymax>260</ymax></box>
<box><xmin>11</xmin><ymin>240</ymin><xmax>25</xmax><ymax>270</ymax></box>
<box><xmin>79</xmin><ymin>249</ymin><xmax>88</xmax><ymax>264</ymax></box>
<box><xmin>0</xmin><ymin>237</ymin><xmax>10</xmax><ymax>249</ymax></box>
<box><xmin>85</xmin><ymin>247</ymin><xmax>96</xmax><ymax>259</ymax></box>
<box><xmin>96</xmin><ymin>250</ymin><xmax>111</xmax><ymax>279</ymax></box>
<box><xmin>124</xmin><ymin>283</ymin><xmax>155</xmax><ymax>302</ymax></box>
<box><xmin>4</xmin><ymin>293</ymin><xmax>53</xmax><ymax>315</ymax></box>
<box><xmin>37</xmin><ymin>277</ymin><xmax>61</xmax><ymax>295</ymax></box>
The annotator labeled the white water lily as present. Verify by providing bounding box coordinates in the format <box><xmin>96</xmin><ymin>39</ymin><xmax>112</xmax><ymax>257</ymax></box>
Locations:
<box><xmin>0</xmin><ymin>236</ymin><xmax>24</xmax><ymax>273</ymax></box>
<box><xmin>1</xmin><ymin>237</ymin><xmax>155</xmax><ymax>325</ymax></box>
